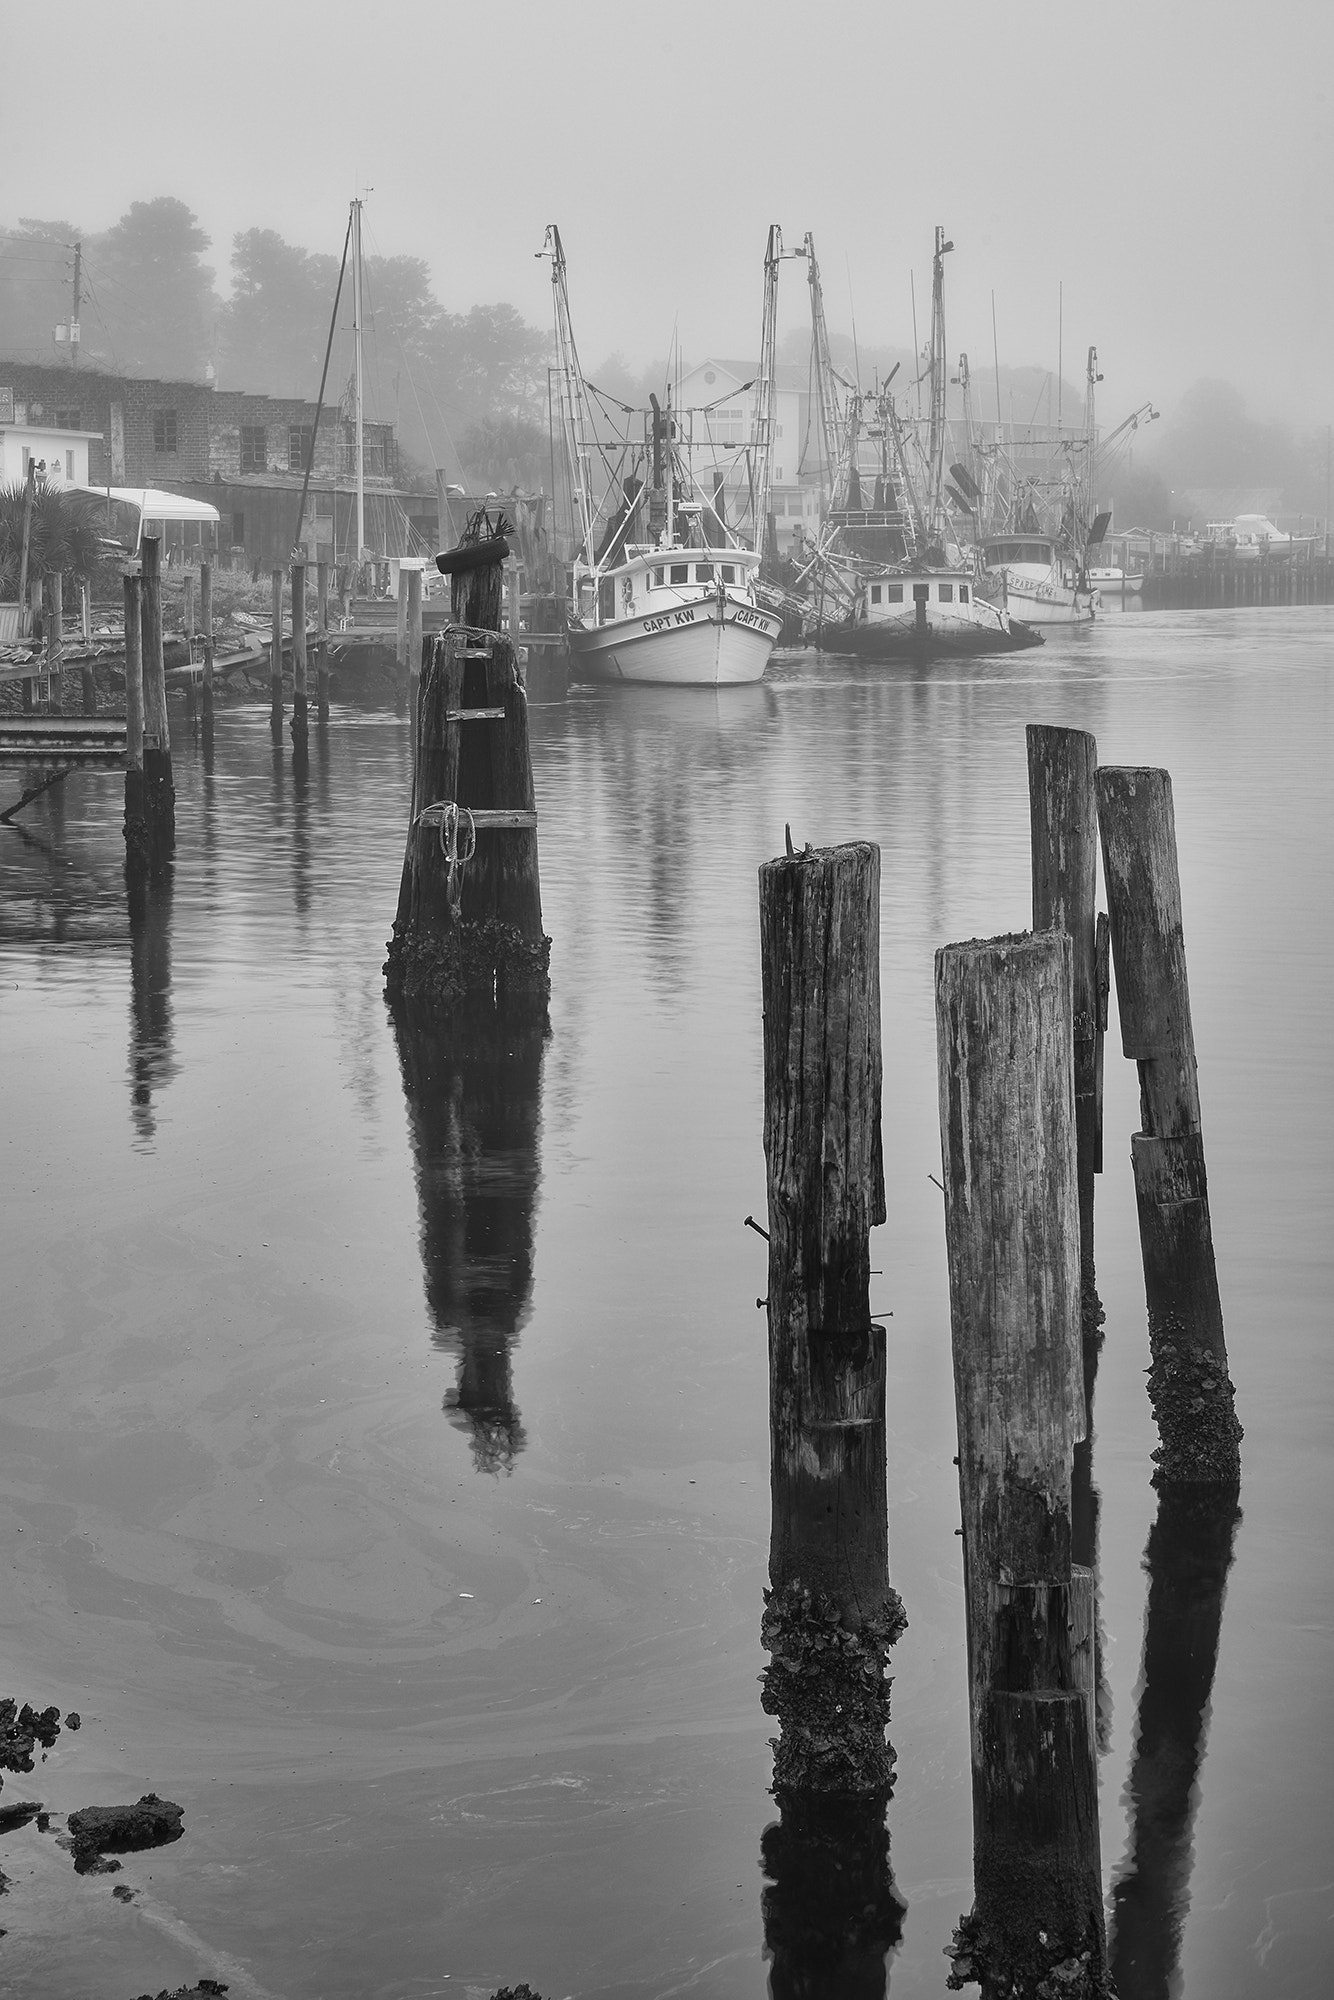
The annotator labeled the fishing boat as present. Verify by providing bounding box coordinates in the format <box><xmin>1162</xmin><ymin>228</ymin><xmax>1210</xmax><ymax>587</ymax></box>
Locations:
<box><xmin>544</xmin><ymin>225</ymin><xmax>783</xmax><ymax>686</ymax></box>
<box><xmin>981</xmin><ymin>530</ymin><xmax>1100</xmax><ymax>623</ymax></box>
<box><xmin>803</xmin><ymin>228</ymin><xmax>1042</xmax><ymax>659</ymax></box>
<box><xmin>1087</xmin><ymin>564</ymin><xmax>1144</xmax><ymax>595</ymax></box>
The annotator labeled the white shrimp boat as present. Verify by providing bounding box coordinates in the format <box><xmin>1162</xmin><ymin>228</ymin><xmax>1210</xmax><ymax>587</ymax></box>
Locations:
<box><xmin>982</xmin><ymin>533</ymin><xmax>1100</xmax><ymax>623</ymax></box>
<box><xmin>544</xmin><ymin>223</ymin><xmax>783</xmax><ymax>687</ymax></box>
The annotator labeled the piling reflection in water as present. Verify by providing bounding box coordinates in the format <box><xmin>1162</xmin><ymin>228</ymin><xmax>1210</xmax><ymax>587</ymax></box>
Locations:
<box><xmin>761</xmin><ymin>1792</ymin><xmax>906</xmax><ymax>1999</ymax></box>
<box><xmin>126</xmin><ymin>867</ymin><xmax>176</xmax><ymax>1148</ymax></box>
<box><xmin>391</xmin><ymin>998</ymin><xmax>546</xmax><ymax>1472</ymax></box>
<box><xmin>1109</xmin><ymin>1482</ymin><xmax>1242</xmax><ymax>1999</ymax></box>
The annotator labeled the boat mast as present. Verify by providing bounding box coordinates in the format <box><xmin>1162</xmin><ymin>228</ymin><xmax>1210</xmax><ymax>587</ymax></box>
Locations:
<box><xmin>352</xmin><ymin>196</ymin><xmax>366</xmax><ymax>568</ymax></box>
<box><xmin>542</xmin><ymin>224</ymin><xmax>599</xmax><ymax>567</ymax></box>
<box><xmin>749</xmin><ymin>224</ymin><xmax>783</xmax><ymax>559</ymax></box>
<box><xmin>1085</xmin><ymin>344</ymin><xmax>1102</xmax><ymax>543</ymax></box>
<box><xmin>927</xmin><ymin>225</ymin><xmax>953</xmax><ymax>545</ymax></box>
<box><xmin>804</xmin><ymin>233</ymin><xmax>846</xmax><ymax>513</ymax></box>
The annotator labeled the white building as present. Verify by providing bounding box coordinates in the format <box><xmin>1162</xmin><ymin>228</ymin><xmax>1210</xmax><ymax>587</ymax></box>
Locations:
<box><xmin>0</xmin><ymin>398</ymin><xmax>103</xmax><ymax>488</ymax></box>
<box><xmin>675</xmin><ymin>359</ymin><xmax>822</xmax><ymax>555</ymax></box>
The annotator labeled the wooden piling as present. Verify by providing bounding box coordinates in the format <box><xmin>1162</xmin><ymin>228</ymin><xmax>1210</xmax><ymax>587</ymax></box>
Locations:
<box><xmin>291</xmin><ymin>558</ymin><xmax>308</xmax><ymax>748</ymax></box>
<box><xmin>122</xmin><ymin>568</ymin><xmax>147</xmax><ymax>862</ymax></box>
<box><xmin>200</xmin><ymin>559</ymin><xmax>214</xmax><ymax>730</ymax></box>
<box><xmin>80</xmin><ymin>577</ymin><xmax>91</xmax><ymax>644</ymax></box>
<box><xmin>936</xmin><ymin>931</ymin><xmax>1109</xmax><ymax>1999</ymax></box>
<box><xmin>42</xmin><ymin>572</ymin><xmax>63</xmax><ymax>714</ymax></box>
<box><xmin>1027</xmin><ymin>724</ymin><xmax>1104</xmax><ymax>1310</ymax></box>
<box><xmin>386</xmin><ymin>535</ymin><xmax>550</xmax><ymax>1012</ymax></box>
<box><xmin>758</xmin><ymin>840</ymin><xmax>905</xmax><ymax>1797</ymax></box>
<box><xmin>1095</xmin><ymin>767</ymin><xmax>1241</xmax><ymax>1484</ymax></box>
<box><xmin>316</xmin><ymin>559</ymin><xmax>330</xmax><ymax>722</ymax></box>
<box><xmin>138</xmin><ymin>536</ymin><xmax>175</xmax><ymax>870</ymax></box>
<box><xmin>406</xmin><ymin>564</ymin><xmax>423</xmax><ymax>734</ymax></box>
<box><xmin>270</xmin><ymin>567</ymin><xmax>284</xmax><ymax>734</ymax></box>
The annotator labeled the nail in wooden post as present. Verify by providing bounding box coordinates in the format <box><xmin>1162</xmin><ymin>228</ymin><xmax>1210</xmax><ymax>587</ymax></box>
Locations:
<box><xmin>935</xmin><ymin>930</ymin><xmax>1109</xmax><ymax>1996</ymax></box>
<box><xmin>291</xmin><ymin>558</ymin><xmax>308</xmax><ymax>748</ymax></box>
<box><xmin>758</xmin><ymin>839</ymin><xmax>904</xmax><ymax>1796</ymax></box>
<box><xmin>1028</xmin><ymin>724</ymin><xmax>1104</xmax><ymax>1305</ymax></box>
<box><xmin>138</xmin><ymin>535</ymin><xmax>175</xmax><ymax>869</ymax></box>
<box><xmin>200</xmin><ymin>559</ymin><xmax>214</xmax><ymax>730</ymax></box>
<box><xmin>270</xmin><ymin>567</ymin><xmax>284</xmax><ymax>734</ymax></box>
<box><xmin>406</xmin><ymin>564</ymin><xmax>423</xmax><ymax>736</ymax></box>
<box><xmin>1095</xmin><ymin>767</ymin><xmax>1241</xmax><ymax>1484</ymax></box>
<box><xmin>316</xmin><ymin>559</ymin><xmax>330</xmax><ymax>723</ymax></box>
<box><xmin>123</xmin><ymin>568</ymin><xmax>147</xmax><ymax>863</ymax></box>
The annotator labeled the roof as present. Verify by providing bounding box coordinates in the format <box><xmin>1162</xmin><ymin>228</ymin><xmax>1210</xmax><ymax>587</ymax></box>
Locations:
<box><xmin>76</xmin><ymin>485</ymin><xmax>221</xmax><ymax>525</ymax></box>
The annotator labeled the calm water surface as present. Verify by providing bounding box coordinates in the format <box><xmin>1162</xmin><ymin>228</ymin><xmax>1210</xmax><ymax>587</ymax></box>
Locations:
<box><xmin>0</xmin><ymin>608</ymin><xmax>1330</xmax><ymax>1998</ymax></box>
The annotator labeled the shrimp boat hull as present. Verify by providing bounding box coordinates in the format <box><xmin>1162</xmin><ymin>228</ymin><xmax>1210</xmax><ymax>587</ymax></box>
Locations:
<box><xmin>820</xmin><ymin>609</ymin><xmax>1043</xmax><ymax>659</ymax></box>
<box><xmin>568</xmin><ymin>595</ymin><xmax>783</xmax><ymax>685</ymax></box>
<box><xmin>996</xmin><ymin>570</ymin><xmax>1100</xmax><ymax>623</ymax></box>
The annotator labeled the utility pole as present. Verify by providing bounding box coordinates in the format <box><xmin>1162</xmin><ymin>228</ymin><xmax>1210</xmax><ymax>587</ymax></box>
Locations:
<box><xmin>71</xmin><ymin>240</ymin><xmax>82</xmax><ymax>367</ymax></box>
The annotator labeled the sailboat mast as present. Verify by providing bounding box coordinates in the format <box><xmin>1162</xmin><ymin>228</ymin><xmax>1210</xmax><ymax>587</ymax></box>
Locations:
<box><xmin>805</xmin><ymin>233</ymin><xmax>846</xmax><ymax>513</ymax></box>
<box><xmin>352</xmin><ymin>197</ymin><xmax>365</xmax><ymax>564</ymax></box>
<box><xmin>1085</xmin><ymin>344</ymin><xmax>1101</xmax><ymax>540</ymax></box>
<box><xmin>543</xmin><ymin>224</ymin><xmax>598</xmax><ymax>566</ymax></box>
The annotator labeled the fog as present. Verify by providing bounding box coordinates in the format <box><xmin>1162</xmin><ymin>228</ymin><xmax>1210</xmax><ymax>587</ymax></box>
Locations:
<box><xmin>9</xmin><ymin>0</ymin><xmax>1331</xmax><ymax>431</ymax></box>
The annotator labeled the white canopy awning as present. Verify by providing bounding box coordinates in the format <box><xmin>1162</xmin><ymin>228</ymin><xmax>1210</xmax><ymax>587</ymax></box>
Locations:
<box><xmin>76</xmin><ymin>486</ymin><xmax>221</xmax><ymax>530</ymax></box>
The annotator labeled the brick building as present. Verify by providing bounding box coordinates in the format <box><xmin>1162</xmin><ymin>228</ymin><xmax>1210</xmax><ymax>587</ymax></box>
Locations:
<box><xmin>0</xmin><ymin>360</ymin><xmax>436</xmax><ymax>568</ymax></box>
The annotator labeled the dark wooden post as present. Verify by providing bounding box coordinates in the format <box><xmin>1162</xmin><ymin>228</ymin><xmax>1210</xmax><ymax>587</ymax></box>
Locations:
<box><xmin>270</xmin><ymin>567</ymin><xmax>284</xmax><ymax>734</ymax></box>
<box><xmin>138</xmin><ymin>535</ymin><xmax>175</xmax><ymax>870</ymax></box>
<box><xmin>1096</xmin><ymin>767</ymin><xmax>1242</xmax><ymax>1485</ymax></box>
<box><xmin>316</xmin><ymin>558</ymin><xmax>330</xmax><ymax>723</ymax></box>
<box><xmin>291</xmin><ymin>558</ymin><xmax>308</xmax><ymax>749</ymax></box>
<box><xmin>200</xmin><ymin>558</ymin><xmax>214</xmax><ymax>731</ymax></box>
<box><xmin>385</xmin><ymin>534</ymin><xmax>550</xmax><ymax>1012</ymax></box>
<box><xmin>407</xmin><ymin>563</ymin><xmax>424</xmax><ymax>734</ymax></box>
<box><xmin>1027</xmin><ymin>724</ymin><xmax>1105</xmax><ymax>1309</ymax></box>
<box><xmin>936</xmin><ymin>931</ymin><xmax>1109</xmax><ymax>1999</ymax></box>
<box><xmin>758</xmin><ymin>839</ymin><xmax>905</xmax><ymax>1796</ymax></box>
<box><xmin>123</xmin><ymin>568</ymin><xmax>147</xmax><ymax>864</ymax></box>
<box><xmin>395</xmin><ymin>564</ymin><xmax>410</xmax><ymax>714</ymax></box>
<box><xmin>42</xmin><ymin>572</ymin><xmax>63</xmax><ymax>714</ymax></box>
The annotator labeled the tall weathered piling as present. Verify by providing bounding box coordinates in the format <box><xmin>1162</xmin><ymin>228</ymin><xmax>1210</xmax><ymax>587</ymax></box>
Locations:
<box><xmin>758</xmin><ymin>839</ymin><xmax>904</xmax><ymax>1798</ymax></box>
<box><xmin>385</xmin><ymin>526</ymin><xmax>550</xmax><ymax>1012</ymax></box>
<box><xmin>122</xmin><ymin>568</ymin><xmax>147</xmax><ymax>862</ymax></box>
<box><xmin>1028</xmin><ymin>724</ymin><xmax>1105</xmax><ymax>1308</ymax></box>
<box><xmin>200</xmin><ymin>558</ymin><xmax>215</xmax><ymax>734</ymax></box>
<box><xmin>936</xmin><ymin>931</ymin><xmax>1109</xmax><ymax>1999</ymax></box>
<box><xmin>42</xmin><ymin>572</ymin><xmax>65</xmax><ymax>713</ymax></box>
<box><xmin>316</xmin><ymin>559</ymin><xmax>331</xmax><ymax>723</ymax></box>
<box><xmin>1096</xmin><ymin>768</ymin><xmax>1241</xmax><ymax>1485</ymax></box>
<box><xmin>290</xmin><ymin>558</ymin><xmax>309</xmax><ymax>752</ymax></box>
<box><xmin>137</xmin><ymin>536</ymin><xmax>175</xmax><ymax>871</ymax></box>
<box><xmin>270</xmin><ymin>567</ymin><xmax>284</xmax><ymax>734</ymax></box>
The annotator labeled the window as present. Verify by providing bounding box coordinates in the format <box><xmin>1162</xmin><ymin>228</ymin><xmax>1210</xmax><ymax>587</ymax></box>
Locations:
<box><xmin>598</xmin><ymin>577</ymin><xmax>615</xmax><ymax>622</ymax></box>
<box><xmin>870</xmin><ymin>584</ymin><xmax>882</xmax><ymax>604</ymax></box>
<box><xmin>960</xmin><ymin>584</ymin><xmax>970</xmax><ymax>602</ymax></box>
<box><xmin>54</xmin><ymin>406</ymin><xmax>80</xmax><ymax>429</ymax></box>
<box><xmin>240</xmin><ymin>425</ymin><xmax>267</xmax><ymax>473</ymax></box>
<box><xmin>887</xmin><ymin>584</ymin><xmax>903</xmax><ymax>603</ymax></box>
<box><xmin>695</xmin><ymin>563</ymin><xmax>713</xmax><ymax>583</ymax></box>
<box><xmin>669</xmin><ymin>563</ymin><xmax>689</xmax><ymax>585</ymax></box>
<box><xmin>288</xmin><ymin>425</ymin><xmax>314</xmax><ymax>471</ymax></box>
<box><xmin>232</xmin><ymin>511</ymin><xmax>245</xmax><ymax>545</ymax></box>
<box><xmin>153</xmin><ymin>409</ymin><xmax>178</xmax><ymax>454</ymax></box>
<box><xmin>652</xmin><ymin>566</ymin><xmax>664</xmax><ymax>586</ymax></box>
<box><xmin>720</xmin><ymin>565</ymin><xmax>736</xmax><ymax>584</ymax></box>
<box><xmin>939</xmin><ymin>583</ymin><xmax>954</xmax><ymax>603</ymax></box>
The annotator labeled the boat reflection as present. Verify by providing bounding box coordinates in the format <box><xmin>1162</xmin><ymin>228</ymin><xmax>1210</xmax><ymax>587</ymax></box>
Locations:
<box><xmin>127</xmin><ymin>867</ymin><xmax>177</xmax><ymax>1149</ymax></box>
<box><xmin>1109</xmin><ymin>1481</ymin><xmax>1242</xmax><ymax>1997</ymax></box>
<box><xmin>391</xmin><ymin>998</ymin><xmax>546</xmax><ymax>1473</ymax></box>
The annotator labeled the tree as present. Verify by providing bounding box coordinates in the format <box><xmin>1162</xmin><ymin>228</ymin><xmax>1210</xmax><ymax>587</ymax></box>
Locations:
<box><xmin>445</xmin><ymin>304</ymin><xmax>549</xmax><ymax>425</ymax></box>
<box><xmin>220</xmin><ymin>228</ymin><xmax>341</xmax><ymax>395</ymax></box>
<box><xmin>85</xmin><ymin>198</ymin><xmax>216</xmax><ymax>379</ymax></box>
<box><xmin>459</xmin><ymin>414</ymin><xmax>550</xmax><ymax>492</ymax></box>
<box><xmin>0</xmin><ymin>478</ymin><xmax>106</xmax><ymax>600</ymax></box>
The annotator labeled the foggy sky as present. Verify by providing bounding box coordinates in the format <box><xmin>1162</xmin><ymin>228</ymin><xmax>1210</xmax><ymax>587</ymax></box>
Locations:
<box><xmin>15</xmin><ymin>0</ymin><xmax>1333</xmax><ymax>430</ymax></box>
